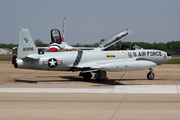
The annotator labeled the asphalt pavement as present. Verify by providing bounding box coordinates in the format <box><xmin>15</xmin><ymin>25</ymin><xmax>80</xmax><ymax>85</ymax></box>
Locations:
<box><xmin>0</xmin><ymin>62</ymin><xmax>180</xmax><ymax>120</ymax></box>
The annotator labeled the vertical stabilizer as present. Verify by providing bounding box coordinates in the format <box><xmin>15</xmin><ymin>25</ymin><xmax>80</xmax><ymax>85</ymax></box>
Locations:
<box><xmin>61</xmin><ymin>18</ymin><xmax>66</xmax><ymax>42</ymax></box>
<box><xmin>17</xmin><ymin>28</ymin><xmax>38</xmax><ymax>58</ymax></box>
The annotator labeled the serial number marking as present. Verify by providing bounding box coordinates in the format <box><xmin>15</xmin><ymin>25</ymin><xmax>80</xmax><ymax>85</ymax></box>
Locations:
<box><xmin>23</xmin><ymin>47</ymin><xmax>34</xmax><ymax>51</ymax></box>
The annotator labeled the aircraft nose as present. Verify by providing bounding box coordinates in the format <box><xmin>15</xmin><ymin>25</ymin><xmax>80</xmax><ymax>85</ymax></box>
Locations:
<box><xmin>163</xmin><ymin>52</ymin><xmax>171</xmax><ymax>63</ymax></box>
<box><xmin>49</xmin><ymin>44</ymin><xmax>61</xmax><ymax>52</ymax></box>
<box><xmin>49</xmin><ymin>47</ymin><xmax>59</xmax><ymax>52</ymax></box>
<box><xmin>167</xmin><ymin>52</ymin><xmax>171</xmax><ymax>57</ymax></box>
<box><xmin>167</xmin><ymin>52</ymin><xmax>172</xmax><ymax>61</ymax></box>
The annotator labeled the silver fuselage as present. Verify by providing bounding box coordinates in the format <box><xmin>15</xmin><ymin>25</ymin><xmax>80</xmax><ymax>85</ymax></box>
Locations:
<box><xmin>16</xmin><ymin>49</ymin><xmax>171</xmax><ymax>72</ymax></box>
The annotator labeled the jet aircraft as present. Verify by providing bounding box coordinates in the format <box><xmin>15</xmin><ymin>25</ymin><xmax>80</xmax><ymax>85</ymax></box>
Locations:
<box><xmin>39</xmin><ymin>18</ymin><xmax>94</xmax><ymax>52</ymax></box>
<box><xmin>14</xmin><ymin>28</ymin><xmax>171</xmax><ymax>81</ymax></box>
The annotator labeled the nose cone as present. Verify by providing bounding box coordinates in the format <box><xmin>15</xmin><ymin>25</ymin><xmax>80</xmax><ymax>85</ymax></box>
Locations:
<box><xmin>161</xmin><ymin>52</ymin><xmax>171</xmax><ymax>64</ymax></box>
<box><xmin>166</xmin><ymin>53</ymin><xmax>172</xmax><ymax>63</ymax></box>
<box><xmin>49</xmin><ymin>43</ymin><xmax>60</xmax><ymax>52</ymax></box>
<box><xmin>49</xmin><ymin>47</ymin><xmax>59</xmax><ymax>52</ymax></box>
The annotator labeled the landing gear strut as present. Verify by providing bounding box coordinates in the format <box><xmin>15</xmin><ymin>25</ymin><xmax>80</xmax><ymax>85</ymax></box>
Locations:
<box><xmin>147</xmin><ymin>68</ymin><xmax>155</xmax><ymax>80</ymax></box>
<box><xmin>94</xmin><ymin>71</ymin><xmax>108</xmax><ymax>82</ymax></box>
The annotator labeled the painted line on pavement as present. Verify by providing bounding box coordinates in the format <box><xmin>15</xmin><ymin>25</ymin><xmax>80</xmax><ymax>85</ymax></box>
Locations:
<box><xmin>154</xmin><ymin>69</ymin><xmax>180</xmax><ymax>70</ymax></box>
<box><xmin>0</xmin><ymin>85</ymin><xmax>179</xmax><ymax>94</ymax></box>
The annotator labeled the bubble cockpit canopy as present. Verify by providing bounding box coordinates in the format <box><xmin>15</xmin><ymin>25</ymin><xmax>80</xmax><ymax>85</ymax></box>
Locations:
<box><xmin>96</xmin><ymin>29</ymin><xmax>131</xmax><ymax>51</ymax></box>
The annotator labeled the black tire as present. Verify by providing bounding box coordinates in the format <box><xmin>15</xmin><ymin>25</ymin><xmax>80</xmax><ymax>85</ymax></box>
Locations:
<box><xmin>83</xmin><ymin>72</ymin><xmax>92</xmax><ymax>80</ymax></box>
<box><xmin>147</xmin><ymin>72</ymin><xmax>155</xmax><ymax>80</ymax></box>
<box><xmin>96</xmin><ymin>79</ymin><xmax>104</xmax><ymax>82</ymax></box>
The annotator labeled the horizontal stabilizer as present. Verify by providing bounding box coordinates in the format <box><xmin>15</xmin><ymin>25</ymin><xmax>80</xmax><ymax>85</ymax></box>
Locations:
<box><xmin>25</xmin><ymin>53</ymin><xmax>40</xmax><ymax>59</ymax></box>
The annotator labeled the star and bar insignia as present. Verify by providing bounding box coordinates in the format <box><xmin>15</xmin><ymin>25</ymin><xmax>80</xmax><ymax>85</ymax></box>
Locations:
<box><xmin>43</xmin><ymin>58</ymin><xmax>62</xmax><ymax>68</ymax></box>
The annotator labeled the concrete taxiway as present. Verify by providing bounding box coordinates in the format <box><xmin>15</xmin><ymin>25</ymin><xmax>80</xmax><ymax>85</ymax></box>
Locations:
<box><xmin>0</xmin><ymin>62</ymin><xmax>180</xmax><ymax>120</ymax></box>
<box><xmin>0</xmin><ymin>93</ymin><xmax>180</xmax><ymax>120</ymax></box>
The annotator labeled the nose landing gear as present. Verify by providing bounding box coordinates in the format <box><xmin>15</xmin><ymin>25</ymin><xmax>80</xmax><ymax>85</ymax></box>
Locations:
<box><xmin>147</xmin><ymin>68</ymin><xmax>155</xmax><ymax>80</ymax></box>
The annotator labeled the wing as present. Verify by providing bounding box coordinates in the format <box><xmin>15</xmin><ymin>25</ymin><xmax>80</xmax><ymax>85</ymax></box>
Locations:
<box><xmin>77</xmin><ymin>60</ymin><xmax>156</xmax><ymax>72</ymax></box>
<box><xmin>37</xmin><ymin>47</ymin><xmax>49</xmax><ymax>50</ymax></box>
<box><xmin>72</xmin><ymin>47</ymin><xmax>95</xmax><ymax>50</ymax></box>
<box><xmin>76</xmin><ymin>60</ymin><xmax>111</xmax><ymax>71</ymax></box>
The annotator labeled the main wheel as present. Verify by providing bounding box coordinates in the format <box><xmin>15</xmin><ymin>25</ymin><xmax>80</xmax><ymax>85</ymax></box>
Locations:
<box><xmin>83</xmin><ymin>72</ymin><xmax>92</xmax><ymax>80</ymax></box>
<box><xmin>96</xmin><ymin>79</ymin><xmax>104</xmax><ymax>82</ymax></box>
<box><xmin>147</xmin><ymin>72</ymin><xmax>155</xmax><ymax>80</ymax></box>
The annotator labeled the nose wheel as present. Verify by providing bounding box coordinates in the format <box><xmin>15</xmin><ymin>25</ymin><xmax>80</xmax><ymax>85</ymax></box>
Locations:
<box><xmin>147</xmin><ymin>69</ymin><xmax>155</xmax><ymax>80</ymax></box>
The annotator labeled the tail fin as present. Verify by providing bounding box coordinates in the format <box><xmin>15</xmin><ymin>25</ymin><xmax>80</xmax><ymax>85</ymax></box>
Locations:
<box><xmin>17</xmin><ymin>28</ymin><xmax>38</xmax><ymax>58</ymax></box>
<box><xmin>61</xmin><ymin>18</ymin><xmax>66</xmax><ymax>42</ymax></box>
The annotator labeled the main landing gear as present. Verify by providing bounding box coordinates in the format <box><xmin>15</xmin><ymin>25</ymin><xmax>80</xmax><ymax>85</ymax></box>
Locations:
<box><xmin>79</xmin><ymin>72</ymin><xmax>92</xmax><ymax>80</ymax></box>
<box><xmin>79</xmin><ymin>70</ymin><xmax>108</xmax><ymax>82</ymax></box>
<box><xmin>147</xmin><ymin>68</ymin><xmax>155</xmax><ymax>80</ymax></box>
<box><xmin>94</xmin><ymin>71</ymin><xmax>108</xmax><ymax>82</ymax></box>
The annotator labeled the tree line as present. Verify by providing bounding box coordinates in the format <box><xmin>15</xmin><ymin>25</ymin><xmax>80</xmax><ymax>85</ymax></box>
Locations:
<box><xmin>0</xmin><ymin>43</ymin><xmax>17</xmax><ymax>49</ymax></box>
<box><xmin>73</xmin><ymin>40</ymin><xmax>180</xmax><ymax>53</ymax></box>
<box><xmin>1</xmin><ymin>39</ymin><xmax>180</xmax><ymax>53</ymax></box>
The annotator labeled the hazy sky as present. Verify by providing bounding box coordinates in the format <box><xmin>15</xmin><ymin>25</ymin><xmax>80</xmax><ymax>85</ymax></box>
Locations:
<box><xmin>0</xmin><ymin>0</ymin><xmax>180</xmax><ymax>45</ymax></box>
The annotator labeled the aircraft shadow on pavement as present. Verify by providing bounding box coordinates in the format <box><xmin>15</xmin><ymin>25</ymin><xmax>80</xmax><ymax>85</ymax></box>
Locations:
<box><xmin>119</xmin><ymin>78</ymin><xmax>166</xmax><ymax>81</ymax></box>
<box><xmin>60</xmin><ymin>76</ymin><xmax>124</xmax><ymax>85</ymax></box>
<box><xmin>14</xmin><ymin>76</ymin><xmax>125</xmax><ymax>85</ymax></box>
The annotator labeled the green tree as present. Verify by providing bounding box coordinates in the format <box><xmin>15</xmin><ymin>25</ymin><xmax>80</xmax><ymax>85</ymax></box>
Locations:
<box><xmin>170</xmin><ymin>41</ymin><xmax>180</xmax><ymax>52</ymax></box>
<box><xmin>157</xmin><ymin>43</ymin><xmax>167</xmax><ymax>51</ymax></box>
<box><xmin>34</xmin><ymin>39</ymin><xmax>43</xmax><ymax>47</ymax></box>
<box><xmin>100</xmin><ymin>39</ymin><xmax>105</xmax><ymax>44</ymax></box>
<box><xmin>34</xmin><ymin>39</ymin><xmax>48</xmax><ymax>47</ymax></box>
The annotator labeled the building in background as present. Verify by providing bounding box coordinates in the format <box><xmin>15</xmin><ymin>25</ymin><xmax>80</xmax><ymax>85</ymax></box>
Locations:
<box><xmin>0</xmin><ymin>48</ymin><xmax>13</xmax><ymax>55</ymax></box>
